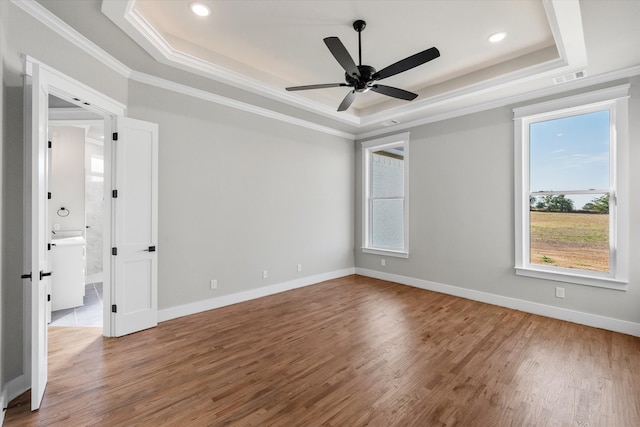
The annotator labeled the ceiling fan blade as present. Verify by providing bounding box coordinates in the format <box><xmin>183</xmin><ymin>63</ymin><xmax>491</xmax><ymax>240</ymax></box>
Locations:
<box><xmin>286</xmin><ymin>83</ymin><xmax>349</xmax><ymax>91</ymax></box>
<box><xmin>337</xmin><ymin>90</ymin><xmax>357</xmax><ymax>111</ymax></box>
<box><xmin>373</xmin><ymin>47</ymin><xmax>440</xmax><ymax>81</ymax></box>
<box><xmin>324</xmin><ymin>37</ymin><xmax>360</xmax><ymax>77</ymax></box>
<box><xmin>371</xmin><ymin>85</ymin><xmax>418</xmax><ymax>101</ymax></box>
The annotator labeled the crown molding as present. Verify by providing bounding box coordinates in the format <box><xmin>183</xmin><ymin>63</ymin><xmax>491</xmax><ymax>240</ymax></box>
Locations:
<box><xmin>101</xmin><ymin>0</ymin><xmax>360</xmax><ymax>127</ymax></box>
<box><xmin>11</xmin><ymin>0</ymin><xmax>131</xmax><ymax>78</ymax></box>
<box><xmin>100</xmin><ymin>0</ymin><xmax>589</xmax><ymax>130</ymax></box>
<box><xmin>16</xmin><ymin>0</ymin><xmax>633</xmax><ymax>142</ymax></box>
<box><xmin>129</xmin><ymin>70</ymin><xmax>355</xmax><ymax>140</ymax></box>
<box><xmin>357</xmin><ymin>64</ymin><xmax>640</xmax><ymax>139</ymax></box>
<box><xmin>13</xmin><ymin>1</ymin><xmax>354</xmax><ymax>139</ymax></box>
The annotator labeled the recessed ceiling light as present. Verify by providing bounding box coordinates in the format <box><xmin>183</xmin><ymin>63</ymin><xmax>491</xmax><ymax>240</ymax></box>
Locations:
<box><xmin>190</xmin><ymin>3</ymin><xmax>211</xmax><ymax>17</ymax></box>
<box><xmin>488</xmin><ymin>32</ymin><xmax>507</xmax><ymax>43</ymax></box>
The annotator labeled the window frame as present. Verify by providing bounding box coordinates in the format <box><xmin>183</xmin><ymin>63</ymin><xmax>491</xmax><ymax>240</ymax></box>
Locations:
<box><xmin>513</xmin><ymin>85</ymin><xmax>629</xmax><ymax>290</ymax></box>
<box><xmin>362</xmin><ymin>132</ymin><xmax>410</xmax><ymax>258</ymax></box>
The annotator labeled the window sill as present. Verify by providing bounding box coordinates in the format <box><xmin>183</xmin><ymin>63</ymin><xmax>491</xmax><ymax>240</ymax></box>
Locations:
<box><xmin>362</xmin><ymin>248</ymin><xmax>409</xmax><ymax>259</ymax></box>
<box><xmin>515</xmin><ymin>267</ymin><xmax>628</xmax><ymax>291</ymax></box>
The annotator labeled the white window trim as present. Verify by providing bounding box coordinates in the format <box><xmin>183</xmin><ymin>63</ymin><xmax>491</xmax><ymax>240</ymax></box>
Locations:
<box><xmin>362</xmin><ymin>132</ymin><xmax>410</xmax><ymax>258</ymax></box>
<box><xmin>513</xmin><ymin>84</ymin><xmax>629</xmax><ymax>290</ymax></box>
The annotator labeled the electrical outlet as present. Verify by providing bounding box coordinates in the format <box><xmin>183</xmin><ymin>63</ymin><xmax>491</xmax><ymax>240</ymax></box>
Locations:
<box><xmin>210</xmin><ymin>279</ymin><xmax>217</xmax><ymax>290</ymax></box>
<box><xmin>297</xmin><ymin>264</ymin><xmax>302</xmax><ymax>272</ymax></box>
<box><xmin>263</xmin><ymin>270</ymin><xmax>268</xmax><ymax>279</ymax></box>
<box><xmin>555</xmin><ymin>287</ymin><xmax>565</xmax><ymax>298</ymax></box>
<box><xmin>381</xmin><ymin>259</ymin><xmax>386</xmax><ymax>267</ymax></box>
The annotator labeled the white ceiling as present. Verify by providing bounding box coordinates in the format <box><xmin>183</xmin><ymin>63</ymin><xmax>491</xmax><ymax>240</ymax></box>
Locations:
<box><xmin>133</xmin><ymin>0</ymin><xmax>554</xmax><ymax>110</ymax></box>
<box><xmin>97</xmin><ymin>0</ymin><xmax>640</xmax><ymax>135</ymax></box>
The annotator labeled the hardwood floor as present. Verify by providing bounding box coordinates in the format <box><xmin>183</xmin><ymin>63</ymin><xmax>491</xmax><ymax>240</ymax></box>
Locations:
<box><xmin>5</xmin><ymin>275</ymin><xmax>640</xmax><ymax>426</ymax></box>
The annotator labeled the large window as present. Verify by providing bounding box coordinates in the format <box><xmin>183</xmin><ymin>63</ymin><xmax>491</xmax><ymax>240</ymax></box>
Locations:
<box><xmin>362</xmin><ymin>133</ymin><xmax>409</xmax><ymax>257</ymax></box>
<box><xmin>514</xmin><ymin>85</ymin><xmax>629</xmax><ymax>289</ymax></box>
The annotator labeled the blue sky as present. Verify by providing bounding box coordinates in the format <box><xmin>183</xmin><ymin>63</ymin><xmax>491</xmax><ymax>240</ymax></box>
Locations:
<box><xmin>529</xmin><ymin>110</ymin><xmax>610</xmax><ymax>208</ymax></box>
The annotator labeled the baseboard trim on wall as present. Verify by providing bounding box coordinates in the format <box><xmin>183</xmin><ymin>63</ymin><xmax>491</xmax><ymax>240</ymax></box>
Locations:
<box><xmin>356</xmin><ymin>268</ymin><xmax>640</xmax><ymax>338</ymax></box>
<box><xmin>1</xmin><ymin>374</ymin><xmax>27</xmax><ymax>424</ymax></box>
<box><xmin>158</xmin><ymin>268</ymin><xmax>356</xmax><ymax>323</ymax></box>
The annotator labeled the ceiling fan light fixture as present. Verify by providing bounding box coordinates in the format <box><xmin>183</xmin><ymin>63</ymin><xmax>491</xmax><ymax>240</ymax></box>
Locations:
<box><xmin>488</xmin><ymin>32</ymin><xmax>507</xmax><ymax>43</ymax></box>
<box><xmin>190</xmin><ymin>3</ymin><xmax>211</xmax><ymax>17</ymax></box>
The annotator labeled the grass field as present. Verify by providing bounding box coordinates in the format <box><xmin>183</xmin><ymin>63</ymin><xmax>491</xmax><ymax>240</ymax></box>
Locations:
<box><xmin>529</xmin><ymin>211</ymin><xmax>609</xmax><ymax>272</ymax></box>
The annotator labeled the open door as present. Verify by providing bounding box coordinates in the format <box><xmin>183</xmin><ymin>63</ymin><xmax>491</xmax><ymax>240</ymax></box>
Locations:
<box><xmin>23</xmin><ymin>62</ymin><xmax>50</xmax><ymax>410</ymax></box>
<box><xmin>112</xmin><ymin>117</ymin><xmax>158</xmax><ymax>336</ymax></box>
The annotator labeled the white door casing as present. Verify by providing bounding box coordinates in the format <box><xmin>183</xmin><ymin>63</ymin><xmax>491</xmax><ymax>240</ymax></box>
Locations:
<box><xmin>24</xmin><ymin>56</ymin><xmax>126</xmax><ymax>410</ymax></box>
<box><xmin>112</xmin><ymin>117</ymin><xmax>159</xmax><ymax>336</ymax></box>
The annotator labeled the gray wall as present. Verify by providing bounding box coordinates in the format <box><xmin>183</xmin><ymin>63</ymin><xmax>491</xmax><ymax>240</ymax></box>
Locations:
<box><xmin>355</xmin><ymin>77</ymin><xmax>640</xmax><ymax>325</ymax></box>
<box><xmin>1</xmin><ymin>85</ymin><xmax>24</xmax><ymax>387</ymax></box>
<box><xmin>127</xmin><ymin>81</ymin><xmax>354</xmax><ymax>309</ymax></box>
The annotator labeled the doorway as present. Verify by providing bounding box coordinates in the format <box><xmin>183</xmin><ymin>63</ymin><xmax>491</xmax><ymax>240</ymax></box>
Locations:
<box><xmin>47</xmin><ymin>95</ymin><xmax>105</xmax><ymax>328</ymax></box>
<box><xmin>25</xmin><ymin>57</ymin><xmax>157</xmax><ymax>410</ymax></box>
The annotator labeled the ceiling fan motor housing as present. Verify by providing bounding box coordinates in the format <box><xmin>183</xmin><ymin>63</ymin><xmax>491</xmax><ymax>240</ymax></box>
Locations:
<box><xmin>346</xmin><ymin>65</ymin><xmax>377</xmax><ymax>91</ymax></box>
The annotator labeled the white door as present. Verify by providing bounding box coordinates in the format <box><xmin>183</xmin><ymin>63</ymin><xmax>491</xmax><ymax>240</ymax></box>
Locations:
<box><xmin>24</xmin><ymin>63</ymin><xmax>50</xmax><ymax>410</ymax></box>
<box><xmin>112</xmin><ymin>117</ymin><xmax>158</xmax><ymax>336</ymax></box>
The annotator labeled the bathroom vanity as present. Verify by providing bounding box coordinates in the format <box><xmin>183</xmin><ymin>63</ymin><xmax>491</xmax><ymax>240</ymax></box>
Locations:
<box><xmin>51</xmin><ymin>236</ymin><xmax>86</xmax><ymax>311</ymax></box>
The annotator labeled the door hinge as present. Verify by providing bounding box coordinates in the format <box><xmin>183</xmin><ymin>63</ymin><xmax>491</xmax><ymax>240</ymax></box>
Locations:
<box><xmin>113</xmin><ymin>132</ymin><xmax>118</xmax><ymax>141</ymax></box>
<box><xmin>48</xmin><ymin>294</ymin><xmax>51</xmax><ymax>302</ymax></box>
<box><xmin>112</xmin><ymin>189</ymin><xmax>118</xmax><ymax>198</ymax></box>
<box><xmin>112</xmin><ymin>247</ymin><xmax>118</xmax><ymax>256</ymax></box>
<box><xmin>47</xmin><ymin>192</ymin><xmax>52</xmax><ymax>200</ymax></box>
<box><xmin>48</xmin><ymin>140</ymin><xmax>52</xmax><ymax>149</ymax></box>
<box><xmin>48</xmin><ymin>243</ymin><xmax>51</xmax><ymax>251</ymax></box>
<box><xmin>111</xmin><ymin>304</ymin><xmax>117</xmax><ymax>313</ymax></box>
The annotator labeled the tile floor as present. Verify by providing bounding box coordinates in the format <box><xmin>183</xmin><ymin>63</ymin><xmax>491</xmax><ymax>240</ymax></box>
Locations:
<box><xmin>50</xmin><ymin>282</ymin><xmax>103</xmax><ymax>327</ymax></box>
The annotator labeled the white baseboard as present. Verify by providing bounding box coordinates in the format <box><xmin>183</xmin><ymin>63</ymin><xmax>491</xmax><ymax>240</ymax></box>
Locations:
<box><xmin>1</xmin><ymin>374</ymin><xmax>27</xmax><ymax>425</ymax></box>
<box><xmin>356</xmin><ymin>268</ymin><xmax>640</xmax><ymax>337</ymax></box>
<box><xmin>158</xmin><ymin>268</ymin><xmax>356</xmax><ymax>322</ymax></box>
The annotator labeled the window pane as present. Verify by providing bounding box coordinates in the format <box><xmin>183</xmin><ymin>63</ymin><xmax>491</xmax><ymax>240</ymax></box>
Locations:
<box><xmin>91</xmin><ymin>155</ymin><xmax>104</xmax><ymax>174</ymax></box>
<box><xmin>371</xmin><ymin>199</ymin><xmax>404</xmax><ymax>250</ymax></box>
<box><xmin>372</xmin><ymin>150</ymin><xmax>404</xmax><ymax>198</ymax></box>
<box><xmin>530</xmin><ymin>194</ymin><xmax>609</xmax><ymax>272</ymax></box>
<box><xmin>530</xmin><ymin>110</ymin><xmax>609</xmax><ymax>192</ymax></box>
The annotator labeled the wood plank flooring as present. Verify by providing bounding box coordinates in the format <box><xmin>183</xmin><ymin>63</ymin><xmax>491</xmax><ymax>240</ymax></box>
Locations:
<box><xmin>5</xmin><ymin>275</ymin><xmax>640</xmax><ymax>426</ymax></box>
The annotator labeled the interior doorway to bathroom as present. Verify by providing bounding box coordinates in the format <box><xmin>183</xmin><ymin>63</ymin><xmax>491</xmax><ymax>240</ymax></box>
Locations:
<box><xmin>47</xmin><ymin>94</ymin><xmax>105</xmax><ymax>328</ymax></box>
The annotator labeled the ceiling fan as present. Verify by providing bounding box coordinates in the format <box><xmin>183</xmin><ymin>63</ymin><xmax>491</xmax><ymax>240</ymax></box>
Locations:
<box><xmin>286</xmin><ymin>19</ymin><xmax>440</xmax><ymax>112</ymax></box>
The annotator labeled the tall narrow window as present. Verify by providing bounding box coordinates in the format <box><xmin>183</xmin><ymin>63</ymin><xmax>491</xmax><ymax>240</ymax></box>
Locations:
<box><xmin>362</xmin><ymin>133</ymin><xmax>409</xmax><ymax>257</ymax></box>
<box><xmin>514</xmin><ymin>85</ymin><xmax>629</xmax><ymax>289</ymax></box>
<box><xmin>90</xmin><ymin>154</ymin><xmax>104</xmax><ymax>183</ymax></box>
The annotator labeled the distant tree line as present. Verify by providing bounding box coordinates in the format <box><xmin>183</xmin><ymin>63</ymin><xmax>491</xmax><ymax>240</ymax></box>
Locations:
<box><xmin>530</xmin><ymin>194</ymin><xmax>609</xmax><ymax>213</ymax></box>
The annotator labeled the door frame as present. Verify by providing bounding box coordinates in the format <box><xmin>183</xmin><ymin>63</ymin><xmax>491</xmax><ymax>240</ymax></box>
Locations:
<box><xmin>23</xmin><ymin>57</ymin><xmax>125</xmax><ymax>392</ymax></box>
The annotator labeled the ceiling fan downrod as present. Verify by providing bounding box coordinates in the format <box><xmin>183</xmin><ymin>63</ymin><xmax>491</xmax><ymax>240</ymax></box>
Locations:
<box><xmin>353</xmin><ymin>19</ymin><xmax>366</xmax><ymax>66</ymax></box>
